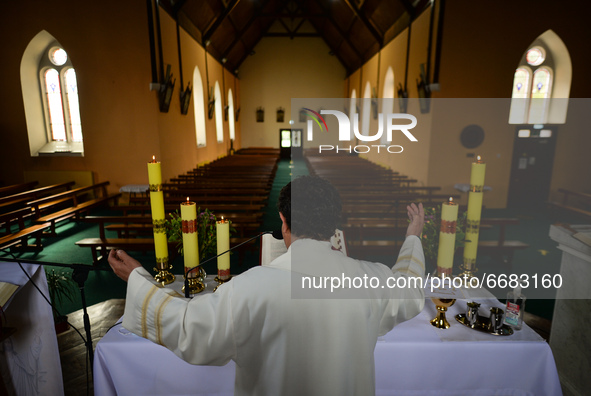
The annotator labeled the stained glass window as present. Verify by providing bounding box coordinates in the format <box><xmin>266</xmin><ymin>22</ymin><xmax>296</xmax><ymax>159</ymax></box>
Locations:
<box><xmin>531</xmin><ymin>68</ymin><xmax>551</xmax><ymax>99</ymax></box>
<box><xmin>511</xmin><ymin>68</ymin><xmax>530</xmax><ymax>99</ymax></box>
<box><xmin>526</xmin><ymin>47</ymin><xmax>545</xmax><ymax>66</ymax></box>
<box><xmin>65</xmin><ymin>69</ymin><xmax>82</xmax><ymax>142</ymax></box>
<box><xmin>44</xmin><ymin>69</ymin><xmax>66</xmax><ymax>141</ymax></box>
<box><xmin>41</xmin><ymin>47</ymin><xmax>83</xmax><ymax>146</ymax></box>
<box><xmin>510</xmin><ymin>44</ymin><xmax>554</xmax><ymax>125</ymax></box>
<box><xmin>50</xmin><ymin>48</ymin><xmax>67</xmax><ymax>66</ymax></box>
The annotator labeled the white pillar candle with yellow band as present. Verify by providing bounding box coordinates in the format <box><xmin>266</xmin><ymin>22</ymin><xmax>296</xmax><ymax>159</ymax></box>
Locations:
<box><xmin>216</xmin><ymin>217</ymin><xmax>230</xmax><ymax>280</ymax></box>
<box><xmin>463</xmin><ymin>156</ymin><xmax>486</xmax><ymax>269</ymax></box>
<box><xmin>181</xmin><ymin>198</ymin><xmax>199</xmax><ymax>278</ymax></box>
<box><xmin>147</xmin><ymin>157</ymin><xmax>169</xmax><ymax>270</ymax></box>
<box><xmin>437</xmin><ymin>197</ymin><xmax>459</xmax><ymax>277</ymax></box>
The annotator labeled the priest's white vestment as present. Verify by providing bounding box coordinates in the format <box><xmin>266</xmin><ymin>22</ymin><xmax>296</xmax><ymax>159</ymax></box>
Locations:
<box><xmin>123</xmin><ymin>235</ymin><xmax>425</xmax><ymax>395</ymax></box>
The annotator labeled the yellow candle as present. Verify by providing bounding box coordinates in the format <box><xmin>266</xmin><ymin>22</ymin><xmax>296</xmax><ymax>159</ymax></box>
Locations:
<box><xmin>216</xmin><ymin>217</ymin><xmax>230</xmax><ymax>279</ymax></box>
<box><xmin>463</xmin><ymin>156</ymin><xmax>486</xmax><ymax>268</ymax></box>
<box><xmin>181</xmin><ymin>198</ymin><xmax>199</xmax><ymax>278</ymax></box>
<box><xmin>147</xmin><ymin>157</ymin><xmax>168</xmax><ymax>268</ymax></box>
<box><xmin>437</xmin><ymin>197</ymin><xmax>458</xmax><ymax>277</ymax></box>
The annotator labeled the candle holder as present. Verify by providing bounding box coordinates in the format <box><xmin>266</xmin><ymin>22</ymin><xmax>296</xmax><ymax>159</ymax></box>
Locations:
<box><xmin>213</xmin><ymin>275</ymin><xmax>233</xmax><ymax>293</ymax></box>
<box><xmin>458</xmin><ymin>261</ymin><xmax>478</xmax><ymax>287</ymax></box>
<box><xmin>153</xmin><ymin>258</ymin><xmax>175</xmax><ymax>285</ymax></box>
<box><xmin>430</xmin><ymin>297</ymin><xmax>456</xmax><ymax>329</ymax></box>
<box><xmin>183</xmin><ymin>266</ymin><xmax>206</xmax><ymax>295</ymax></box>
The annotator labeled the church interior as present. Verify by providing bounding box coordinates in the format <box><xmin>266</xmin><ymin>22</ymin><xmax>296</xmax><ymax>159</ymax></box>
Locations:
<box><xmin>1</xmin><ymin>0</ymin><xmax>590</xmax><ymax>395</ymax></box>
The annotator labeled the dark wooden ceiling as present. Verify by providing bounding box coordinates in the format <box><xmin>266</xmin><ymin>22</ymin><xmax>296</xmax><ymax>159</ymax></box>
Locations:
<box><xmin>159</xmin><ymin>0</ymin><xmax>432</xmax><ymax>76</ymax></box>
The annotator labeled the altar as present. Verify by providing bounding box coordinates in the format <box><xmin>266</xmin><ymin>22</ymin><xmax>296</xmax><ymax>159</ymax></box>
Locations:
<box><xmin>0</xmin><ymin>262</ymin><xmax>64</xmax><ymax>396</ymax></box>
<box><xmin>94</xmin><ymin>276</ymin><xmax>561</xmax><ymax>396</ymax></box>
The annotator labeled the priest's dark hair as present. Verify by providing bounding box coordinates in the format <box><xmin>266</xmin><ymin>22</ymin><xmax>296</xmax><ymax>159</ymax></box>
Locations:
<box><xmin>277</xmin><ymin>175</ymin><xmax>342</xmax><ymax>240</ymax></box>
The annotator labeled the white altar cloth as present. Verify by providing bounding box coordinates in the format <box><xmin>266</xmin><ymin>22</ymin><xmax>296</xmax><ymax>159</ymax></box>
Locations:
<box><xmin>0</xmin><ymin>262</ymin><xmax>64</xmax><ymax>396</ymax></box>
<box><xmin>94</xmin><ymin>277</ymin><xmax>561</xmax><ymax>396</ymax></box>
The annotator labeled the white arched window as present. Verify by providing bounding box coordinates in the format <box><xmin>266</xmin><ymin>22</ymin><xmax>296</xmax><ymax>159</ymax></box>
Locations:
<box><xmin>40</xmin><ymin>46</ymin><xmax>83</xmax><ymax>148</ymax></box>
<box><xmin>228</xmin><ymin>89</ymin><xmax>235</xmax><ymax>141</ymax></box>
<box><xmin>214</xmin><ymin>81</ymin><xmax>224</xmax><ymax>143</ymax></box>
<box><xmin>381</xmin><ymin>67</ymin><xmax>395</xmax><ymax>143</ymax></box>
<box><xmin>509</xmin><ymin>30</ymin><xmax>571</xmax><ymax>125</ymax></box>
<box><xmin>192</xmin><ymin>66</ymin><xmax>207</xmax><ymax>147</ymax></box>
<box><xmin>347</xmin><ymin>89</ymin><xmax>357</xmax><ymax>141</ymax></box>
<box><xmin>359</xmin><ymin>81</ymin><xmax>372</xmax><ymax>139</ymax></box>
<box><xmin>21</xmin><ymin>31</ymin><xmax>84</xmax><ymax>156</ymax></box>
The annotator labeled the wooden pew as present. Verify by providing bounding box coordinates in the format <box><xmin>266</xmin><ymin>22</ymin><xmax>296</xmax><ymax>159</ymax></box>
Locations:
<box><xmin>76</xmin><ymin>235</ymin><xmax>258</xmax><ymax>265</ymax></box>
<box><xmin>29</xmin><ymin>182</ymin><xmax>121</xmax><ymax>235</ymax></box>
<box><xmin>548</xmin><ymin>188</ymin><xmax>591</xmax><ymax>219</ymax></box>
<box><xmin>0</xmin><ymin>207</ymin><xmax>50</xmax><ymax>251</ymax></box>
<box><xmin>0</xmin><ymin>181</ymin><xmax>39</xmax><ymax>198</ymax></box>
<box><xmin>0</xmin><ymin>181</ymin><xmax>76</xmax><ymax>213</ymax></box>
<box><xmin>476</xmin><ymin>218</ymin><xmax>529</xmax><ymax>268</ymax></box>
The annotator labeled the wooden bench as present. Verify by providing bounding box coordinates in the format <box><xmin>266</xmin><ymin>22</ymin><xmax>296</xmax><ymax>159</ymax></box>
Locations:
<box><xmin>76</xmin><ymin>236</ymin><xmax>257</xmax><ymax>265</ymax></box>
<box><xmin>0</xmin><ymin>208</ymin><xmax>50</xmax><ymax>251</ymax></box>
<box><xmin>0</xmin><ymin>181</ymin><xmax>76</xmax><ymax>213</ymax></box>
<box><xmin>476</xmin><ymin>218</ymin><xmax>529</xmax><ymax>268</ymax></box>
<box><xmin>113</xmin><ymin>204</ymin><xmax>265</xmax><ymax>217</ymax></box>
<box><xmin>343</xmin><ymin>217</ymin><xmax>528</xmax><ymax>267</ymax></box>
<box><xmin>29</xmin><ymin>182</ymin><xmax>121</xmax><ymax>235</ymax></box>
<box><xmin>75</xmin><ymin>237</ymin><xmax>180</xmax><ymax>264</ymax></box>
<box><xmin>548</xmin><ymin>188</ymin><xmax>591</xmax><ymax>220</ymax></box>
<box><xmin>0</xmin><ymin>181</ymin><xmax>39</xmax><ymax>198</ymax></box>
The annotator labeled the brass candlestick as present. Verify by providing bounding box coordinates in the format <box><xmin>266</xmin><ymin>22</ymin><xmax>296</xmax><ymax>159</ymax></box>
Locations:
<box><xmin>458</xmin><ymin>263</ymin><xmax>479</xmax><ymax>287</ymax></box>
<box><xmin>430</xmin><ymin>297</ymin><xmax>456</xmax><ymax>329</ymax></box>
<box><xmin>153</xmin><ymin>258</ymin><xmax>175</xmax><ymax>285</ymax></box>
<box><xmin>183</xmin><ymin>267</ymin><xmax>207</xmax><ymax>295</ymax></box>
<box><xmin>213</xmin><ymin>275</ymin><xmax>233</xmax><ymax>293</ymax></box>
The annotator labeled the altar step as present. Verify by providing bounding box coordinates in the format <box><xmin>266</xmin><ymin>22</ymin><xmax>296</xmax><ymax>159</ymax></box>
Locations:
<box><xmin>57</xmin><ymin>298</ymin><xmax>125</xmax><ymax>396</ymax></box>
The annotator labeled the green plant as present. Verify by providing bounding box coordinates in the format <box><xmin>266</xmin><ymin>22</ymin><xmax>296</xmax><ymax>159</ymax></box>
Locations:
<box><xmin>420</xmin><ymin>206</ymin><xmax>467</xmax><ymax>265</ymax></box>
<box><xmin>45</xmin><ymin>269</ymin><xmax>76</xmax><ymax>319</ymax></box>
<box><xmin>165</xmin><ymin>208</ymin><xmax>235</xmax><ymax>260</ymax></box>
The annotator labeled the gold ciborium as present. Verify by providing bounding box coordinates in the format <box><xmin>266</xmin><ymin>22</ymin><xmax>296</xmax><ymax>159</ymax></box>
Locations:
<box><xmin>183</xmin><ymin>267</ymin><xmax>207</xmax><ymax>295</ymax></box>
<box><xmin>430</xmin><ymin>297</ymin><xmax>456</xmax><ymax>329</ymax></box>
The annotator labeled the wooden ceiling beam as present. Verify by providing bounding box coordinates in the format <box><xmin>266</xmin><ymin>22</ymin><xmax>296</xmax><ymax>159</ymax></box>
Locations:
<box><xmin>264</xmin><ymin>32</ymin><xmax>320</xmax><ymax>37</ymax></box>
<box><xmin>342</xmin><ymin>0</ymin><xmax>383</xmax><ymax>46</ymax></box>
<box><xmin>171</xmin><ymin>0</ymin><xmax>189</xmax><ymax>15</ymax></box>
<box><xmin>202</xmin><ymin>0</ymin><xmax>241</xmax><ymax>43</ymax></box>
<box><xmin>398</xmin><ymin>0</ymin><xmax>416</xmax><ymax>17</ymax></box>
<box><xmin>221</xmin><ymin>0</ymin><xmax>272</xmax><ymax>59</ymax></box>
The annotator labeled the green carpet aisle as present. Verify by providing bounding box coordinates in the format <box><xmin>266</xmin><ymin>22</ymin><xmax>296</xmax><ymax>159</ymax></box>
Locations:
<box><xmin>0</xmin><ymin>157</ymin><xmax>577</xmax><ymax>322</ymax></box>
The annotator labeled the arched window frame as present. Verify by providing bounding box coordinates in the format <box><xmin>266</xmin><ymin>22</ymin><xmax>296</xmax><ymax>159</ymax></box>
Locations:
<box><xmin>381</xmin><ymin>67</ymin><xmax>395</xmax><ymax>144</ymax></box>
<box><xmin>39</xmin><ymin>43</ymin><xmax>83</xmax><ymax>147</ymax></box>
<box><xmin>347</xmin><ymin>89</ymin><xmax>357</xmax><ymax>142</ymax></box>
<box><xmin>192</xmin><ymin>66</ymin><xmax>207</xmax><ymax>148</ymax></box>
<box><xmin>228</xmin><ymin>88</ymin><xmax>235</xmax><ymax>141</ymax></box>
<box><xmin>34</xmin><ymin>41</ymin><xmax>84</xmax><ymax>155</ymax></box>
<box><xmin>509</xmin><ymin>30</ymin><xmax>571</xmax><ymax>125</ymax></box>
<box><xmin>214</xmin><ymin>81</ymin><xmax>224</xmax><ymax>143</ymax></box>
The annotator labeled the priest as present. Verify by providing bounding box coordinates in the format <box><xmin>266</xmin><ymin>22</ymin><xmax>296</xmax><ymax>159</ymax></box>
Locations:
<box><xmin>108</xmin><ymin>175</ymin><xmax>425</xmax><ymax>395</ymax></box>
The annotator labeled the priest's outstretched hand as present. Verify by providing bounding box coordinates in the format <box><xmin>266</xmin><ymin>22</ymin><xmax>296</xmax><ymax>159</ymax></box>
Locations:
<box><xmin>405</xmin><ymin>202</ymin><xmax>424</xmax><ymax>238</ymax></box>
<box><xmin>108</xmin><ymin>249</ymin><xmax>141</xmax><ymax>282</ymax></box>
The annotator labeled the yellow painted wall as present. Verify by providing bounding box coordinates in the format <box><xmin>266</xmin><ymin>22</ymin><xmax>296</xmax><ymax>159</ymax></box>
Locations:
<box><xmin>359</xmin><ymin>10</ymin><xmax>434</xmax><ymax>187</ymax></box>
<box><xmin>346</xmin><ymin>2</ymin><xmax>591</xmax><ymax>208</ymax></box>
<box><xmin>0</xmin><ymin>0</ymin><xmax>239</xmax><ymax>193</ymax></box>
<box><xmin>239</xmin><ymin>37</ymin><xmax>345</xmax><ymax>148</ymax></box>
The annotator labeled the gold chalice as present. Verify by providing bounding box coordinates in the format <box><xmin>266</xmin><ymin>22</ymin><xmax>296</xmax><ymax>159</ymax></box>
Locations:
<box><xmin>430</xmin><ymin>297</ymin><xmax>456</xmax><ymax>329</ymax></box>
